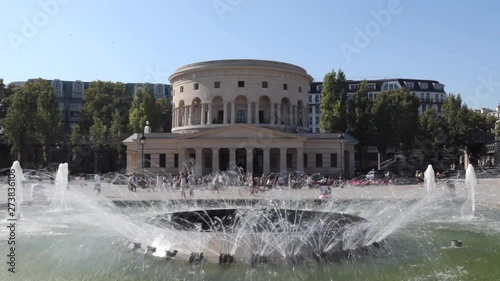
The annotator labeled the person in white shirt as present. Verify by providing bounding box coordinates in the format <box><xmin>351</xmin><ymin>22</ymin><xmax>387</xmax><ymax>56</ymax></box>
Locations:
<box><xmin>94</xmin><ymin>171</ymin><xmax>102</xmax><ymax>194</ymax></box>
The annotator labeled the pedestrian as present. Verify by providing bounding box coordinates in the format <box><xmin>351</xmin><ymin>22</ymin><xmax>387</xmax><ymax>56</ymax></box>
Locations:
<box><xmin>178</xmin><ymin>172</ymin><xmax>187</xmax><ymax>199</ymax></box>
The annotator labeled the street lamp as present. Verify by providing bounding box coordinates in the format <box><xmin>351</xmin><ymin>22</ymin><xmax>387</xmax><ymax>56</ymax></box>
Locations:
<box><xmin>140</xmin><ymin>133</ymin><xmax>146</xmax><ymax>172</ymax></box>
<box><xmin>339</xmin><ymin>132</ymin><xmax>344</xmax><ymax>180</ymax></box>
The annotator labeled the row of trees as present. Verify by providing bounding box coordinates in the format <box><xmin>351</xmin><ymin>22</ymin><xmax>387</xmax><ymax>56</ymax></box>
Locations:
<box><xmin>0</xmin><ymin>78</ymin><xmax>171</xmax><ymax>172</ymax></box>
<box><xmin>319</xmin><ymin>70</ymin><xmax>497</xmax><ymax>169</ymax></box>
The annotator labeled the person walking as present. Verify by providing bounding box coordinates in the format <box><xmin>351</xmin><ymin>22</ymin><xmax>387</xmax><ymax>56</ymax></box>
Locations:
<box><xmin>178</xmin><ymin>173</ymin><xmax>187</xmax><ymax>199</ymax></box>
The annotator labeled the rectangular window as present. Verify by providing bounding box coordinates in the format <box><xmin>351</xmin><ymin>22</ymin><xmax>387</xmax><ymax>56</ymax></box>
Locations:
<box><xmin>298</xmin><ymin>86</ymin><xmax>302</xmax><ymax>93</ymax></box>
<box><xmin>349</xmin><ymin>84</ymin><xmax>359</xmax><ymax>91</ymax></box>
<box><xmin>174</xmin><ymin>154</ymin><xmax>179</xmax><ymax>168</ymax></box>
<box><xmin>316</xmin><ymin>154</ymin><xmax>323</xmax><ymax>168</ymax></box>
<box><xmin>303</xmin><ymin>153</ymin><xmax>308</xmax><ymax>168</ymax></box>
<box><xmin>330</xmin><ymin>153</ymin><xmax>337</xmax><ymax>167</ymax></box>
<box><xmin>309</xmin><ymin>95</ymin><xmax>312</xmax><ymax>103</ymax></box>
<box><xmin>287</xmin><ymin>153</ymin><xmax>292</xmax><ymax>168</ymax></box>
<box><xmin>238</xmin><ymin>81</ymin><xmax>245</xmax><ymax>88</ymax></box>
<box><xmin>420</xmin><ymin>82</ymin><xmax>428</xmax><ymax>89</ymax></box>
<box><xmin>405</xmin><ymin>82</ymin><xmax>414</xmax><ymax>89</ymax></box>
<box><xmin>262</xmin><ymin>81</ymin><xmax>268</xmax><ymax>88</ymax></box>
<box><xmin>194</xmin><ymin>83</ymin><xmax>199</xmax><ymax>90</ymax></box>
<box><xmin>316</xmin><ymin>85</ymin><xmax>323</xmax><ymax>92</ymax></box>
<box><xmin>237</xmin><ymin>110</ymin><xmax>246</xmax><ymax>123</ymax></box>
<box><xmin>315</xmin><ymin>95</ymin><xmax>320</xmax><ymax>103</ymax></box>
<box><xmin>214</xmin><ymin>81</ymin><xmax>220</xmax><ymax>88</ymax></box>
<box><xmin>145</xmin><ymin>154</ymin><xmax>151</xmax><ymax>168</ymax></box>
<box><xmin>283</xmin><ymin>83</ymin><xmax>288</xmax><ymax>90</ymax></box>
<box><xmin>368</xmin><ymin>83</ymin><xmax>376</xmax><ymax>90</ymax></box>
<box><xmin>159</xmin><ymin>154</ymin><xmax>166</xmax><ymax>168</ymax></box>
<box><xmin>180</xmin><ymin>86</ymin><xmax>184</xmax><ymax>93</ymax></box>
<box><xmin>270</xmin><ymin>153</ymin><xmax>278</xmax><ymax>168</ymax></box>
<box><xmin>205</xmin><ymin>152</ymin><xmax>212</xmax><ymax>168</ymax></box>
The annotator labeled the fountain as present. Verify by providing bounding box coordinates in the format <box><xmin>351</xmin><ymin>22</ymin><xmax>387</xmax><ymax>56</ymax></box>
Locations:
<box><xmin>1</xmin><ymin>162</ymin><xmax>499</xmax><ymax>281</ymax></box>
<box><xmin>465</xmin><ymin>164</ymin><xmax>477</xmax><ymax>218</ymax></box>
<box><xmin>424</xmin><ymin>164</ymin><xmax>436</xmax><ymax>195</ymax></box>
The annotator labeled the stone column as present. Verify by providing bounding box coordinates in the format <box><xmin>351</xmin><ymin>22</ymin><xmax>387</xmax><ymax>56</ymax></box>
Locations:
<box><xmin>296</xmin><ymin>147</ymin><xmax>304</xmax><ymax>172</ymax></box>
<box><xmin>178</xmin><ymin>148</ymin><xmax>185</xmax><ymax>174</ymax></box>
<box><xmin>201</xmin><ymin>104</ymin><xmax>206</xmax><ymax>125</ymax></box>
<box><xmin>207</xmin><ymin>104</ymin><xmax>212</xmax><ymax>125</ymax></box>
<box><xmin>231</xmin><ymin>102</ymin><xmax>236</xmax><ymax>124</ymax></box>
<box><xmin>246</xmin><ymin>148</ymin><xmax>253</xmax><ymax>175</ymax></box>
<box><xmin>172</xmin><ymin>109</ymin><xmax>176</xmax><ymax>128</ymax></box>
<box><xmin>247</xmin><ymin>102</ymin><xmax>252</xmax><ymax>124</ymax></box>
<box><xmin>263</xmin><ymin>148</ymin><xmax>270</xmax><ymax>175</ymax></box>
<box><xmin>255</xmin><ymin>102</ymin><xmax>260</xmax><ymax>124</ymax></box>
<box><xmin>292</xmin><ymin>105</ymin><xmax>296</xmax><ymax>126</ymax></box>
<box><xmin>212</xmin><ymin>148</ymin><xmax>219</xmax><ymax>174</ymax></box>
<box><xmin>188</xmin><ymin>105</ymin><xmax>193</xmax><ymax>126</ymax></box>
<box><xmin>280</xmin><ymin>148</ymin><xmax>287</xmax><ymax>171</ymax></box>
<box><xmin>223</xmin><ymin>102</ymin><xmax>228</xmax><ymax>124</ymax></box>
<box><xmin>270</xmin><ymin>103</ymin><xmax>275</xmax><ymax>125</ymax></box>
<box><xmin>195</xmin><ymin>148</ymin><xmax>202</xmax><ymax>179</ymax></box>
<box><xmin>349</xmin><ymin>149</ymin><xmax>355</xmax><ymax>179</ymax></box>
<box><xmin>277</xmin><ymin>104</ymin><xmax>282</xmax><ymax>126</ymax></box>
<box><xmin>229</xmin><ymin>148</ymin><xmax>236</xmax><ymax>169</ymax></box>
<box><xmin>183</xmin><ymin>106</ymin><xmax>188</xmax><ymax>127</ymax></box>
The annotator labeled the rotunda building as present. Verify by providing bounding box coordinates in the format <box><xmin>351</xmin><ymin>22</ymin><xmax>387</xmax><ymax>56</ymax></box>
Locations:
<box><xmin>124</xmin><ymin>59</ymin><xmax>356</xmax><ymax>179</ymax></box>
<box><xmin>170</xmin><ymin>59</ymin><xmax>311</xmax><ymax>133</ymax></box>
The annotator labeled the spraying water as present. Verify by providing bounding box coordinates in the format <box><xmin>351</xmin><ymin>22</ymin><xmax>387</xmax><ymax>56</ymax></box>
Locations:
<box><xmin>52</xmin><ymin>163</ymin><xmax>69</xmax><ymax>209</ymax></box>
<box><xmin>465</xmin><ymin>164</ymin><xmax>477</xmax><ymax>218</ymax></box>
<box><xmin>9</xmin><ymin>161</ymin><xmax>25</xmax><ymax>220</ymax></box>
<box><xmin>424</xmin><ymin>164</ymin><xmax>436</xmax><ymax>196</ymax></box>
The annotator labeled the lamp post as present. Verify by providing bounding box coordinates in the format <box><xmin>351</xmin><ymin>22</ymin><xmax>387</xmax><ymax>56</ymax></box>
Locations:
<box><xmin>339</xmin><ymin>132</ymin><xmax>344</xmax><ymax>180</ymax></box>
<box><xmin>140</xmin><ymin>133</ymin><xmax>146</xmax><ymax>172</ymax></box>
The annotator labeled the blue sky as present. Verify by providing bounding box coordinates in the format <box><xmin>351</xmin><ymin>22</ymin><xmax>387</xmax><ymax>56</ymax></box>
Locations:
<box><xmin>1</xmin><ymin>0</ymin><xmax>499</xmax><ymax>109</ymax></box>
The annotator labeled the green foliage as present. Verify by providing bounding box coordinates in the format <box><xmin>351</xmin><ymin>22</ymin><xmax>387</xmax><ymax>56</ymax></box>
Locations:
<box><xmin>33</xmin><ymin>79</ymin><xmax>63</xmax><ymax>163</ymax></box>
<box><xmin>319</xmin><ymin>69</ymin><xmax>348</xmax><ymax>133</ymax></box>
<box><xmin>442</xmin><ymin>94</ymin><xmax>469</xmax><ymax>146</ymax></box>
<box><xmin>371</xmin><ymin>89</ymin><xmax>420</xmax><ymax>159</ymax></box>
<box><xmin>0</xmin><ymin>79</ymin><xmax>16</xmax><ymax>120</ymax></box>
<box><xmin>129</xmin><ymin>88</ymin><xmax>171</xmax><ymax>133</ymax></box>
<box><xmin>1</xmin><ymin>84</ymin><xmax>37</xmax><ymax>160</ymax></box>
<box><xmin>80</xmin><ymin>81</ymin><xmax>131</xmax><ymax>132</ymax></box>
<box><xmin>89</xmin><ymin>117</ymin><xmax>108</xmax><ymax>171</ymax></box>
<box><xmin>347</xmin><ymin>80</ymin><xmax>373</xmax><ymax>145</ymax></box>
<box><xmin>110</xmin><ymin>109</ymin><xmax>125</xmax><ymax>153</ymax></box>
<box><xmin>70</xmin><ymin>124</ymin><xmax>82</xmax><ymax>162</ymax></box>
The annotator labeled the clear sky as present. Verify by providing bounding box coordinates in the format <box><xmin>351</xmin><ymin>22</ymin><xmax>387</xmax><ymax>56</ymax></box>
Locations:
<box><xmin>1</xmin><ymin>0</ymin><xmax>499</xmax><ymax>109</ymax></box>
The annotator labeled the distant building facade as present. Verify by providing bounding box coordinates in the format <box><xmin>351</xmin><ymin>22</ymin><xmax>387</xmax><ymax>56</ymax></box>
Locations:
<box><xmin>308</xmin><ymin>79</ymin><xmax>447</xmax><ymax>133</ymax></box>
<box><xmin>12</xmin><ymin>79</ymin><xmax>172</xmax><ymax>132</ymax></box>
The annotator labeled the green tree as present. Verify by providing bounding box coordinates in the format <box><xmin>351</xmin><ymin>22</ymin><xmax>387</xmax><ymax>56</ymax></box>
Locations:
<box><xmin>128</xmin><ymin>88</ymin><xmax>172</xmax><ymax>133</ymax></box>
<box><xmin>129</xmin><ymin>88</ymin><xmax>157</xmax><ymax>133</ymax></box>
<box><xmin>80</xmin><ymin>81</ymin><xmax>131</xmax><ymax>132</ymax></box>
<box><xmin>417</xmin><ymin>108</ymin><xmax>443</xmax><ymax>158</ymax></box>
<box><xmin>156</xmin><ymin>98</ymin><xmax>172</xmax><ymax>132</ymax></box>
<box><xmin>347</xmin><ymin>80</ymin><xmax>373</xmax><ymax>171</ymax></box>
<box><xmin>319</xmin><ymin>69</ymin><xmax>348</xmax><ymax>133</ymax></box>
<box><xmin>89</xmin><ymin>117</ymin><xmax>108</xmax><ymax>172</ymax></box>
<box><xmin>371</xmin><ymin>89</ymin><xmax>420</xmax><ymax>160</ymax></box>
<box><xmin>442</xmin><ymin>94</ymin><xmax>469</xmax><ymax>147</ymax></box>
<box><xmin>347</xmin><ymin>80</ymin><xmax>373</xmax><ymax>144</ymax></box>
<box><xmin>319</xmin><ymin>71</ymin><xmax>336</xmax><ymax>133</ymax></box>
<box><xmin>70</xmin><ymin>124</ymin><xmax>82</xmax><ymax>163</ymax></box>
<box><xmin>0</xmin><ymin>79</ymin><xmax>16</xmax><ymax>120</ymax></box>
<box><xmin>334</xmin><ymin>70</ymin><xmax>348</xmax><ymax>132</ymax></box>
<box><xmin>33</xmin><ymin>79</ymin><xmax>63</xmax><ymax>164</ymax></box>
<box><xmin>1</xmin><ymin>83</ymin><xmax>37</xmax><ymax>161</ymax></box>
<box><xmin>110</xmin><ymin>109</ymin><xmax>125</xmax><ymax>160</ymax></box>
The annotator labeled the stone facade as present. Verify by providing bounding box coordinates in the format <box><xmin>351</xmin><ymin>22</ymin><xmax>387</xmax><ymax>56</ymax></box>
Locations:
<box><xmin>124</xmin><ymin>59</ymin><xmax>357</xmax><ymax>178</ymax></box>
